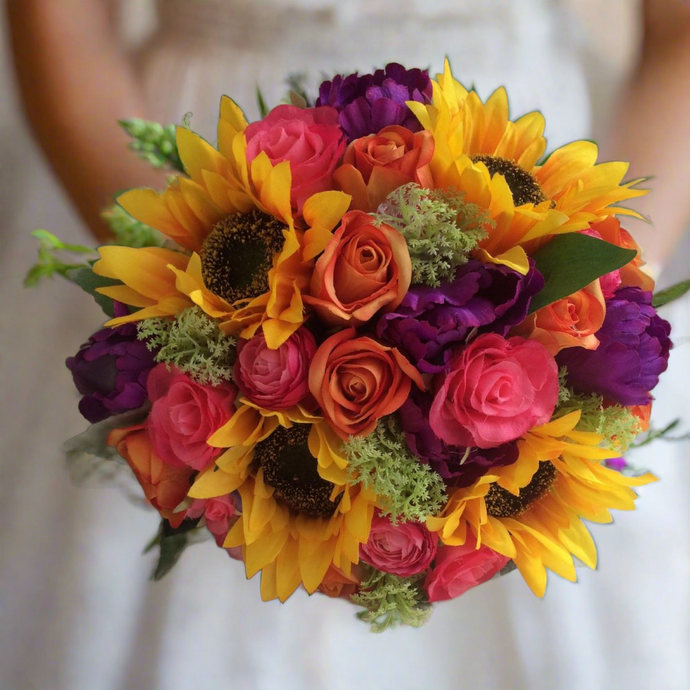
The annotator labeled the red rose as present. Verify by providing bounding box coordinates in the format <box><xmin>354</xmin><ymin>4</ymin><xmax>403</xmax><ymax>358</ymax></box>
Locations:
<box><xmin>424</xmin><ymin>535</ymin><xmax>510</xmax><ymax>602</ymax></box>
<box><xmin>245</xmin><ymin>104</ymin><xmax>345</xmax><ymax>213</ymax></box>
<box><xmin>430</xmin><ymin>333</ymin><xmax>559</xmax><ymax>448</ymax></box>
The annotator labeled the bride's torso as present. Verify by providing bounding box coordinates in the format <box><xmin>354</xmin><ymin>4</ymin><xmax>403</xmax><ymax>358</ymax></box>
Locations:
<box><xmin>129</xmin><ymin>0</ymin><xmax>591</xmax><ymax>148</ymax></box>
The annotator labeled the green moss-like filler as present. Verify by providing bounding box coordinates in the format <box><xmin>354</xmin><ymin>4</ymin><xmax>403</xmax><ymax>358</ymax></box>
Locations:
<box><xmin>350</xmin><ymin>565</ymin><xmax>432</xmax><ymax>632</ymax></box>
<box><xmin>373</xmin><ymin>183</ymin><xmax>489</xmax><ymax>287</ymax></box>
<box><xmin>556</xmin><ymin>377</ymin><xmax>643</xmax><ymax>452</ymax></box>
<box><xmin>557</xmin><ymin>367</ymin><xmax>572</xmax><ymax>406</ymax></box>
<box><xmin>102</xmin><ymin>205</ymin><xmax>164</xmax><ymax>248</ymax></box>
<box><xmin>342</xmin><ymin>417</ymin><xmax>446</xmax><ymax>523</ymax></box>
<box><xmin>119</xmin><ymin>118</ymin><xmax>184</xmax><ymax>172</ymax></box>
<box><xmin>137</xmin><ymin>306</ymin><xmax>236</xmax><ymax>386</ymax></box>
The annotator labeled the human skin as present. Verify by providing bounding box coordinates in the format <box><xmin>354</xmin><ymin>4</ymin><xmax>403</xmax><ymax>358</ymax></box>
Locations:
<box><xmin>5</xmin><ymin>0</ymin><xmax>165</xmax><ymax>242</ymax></box>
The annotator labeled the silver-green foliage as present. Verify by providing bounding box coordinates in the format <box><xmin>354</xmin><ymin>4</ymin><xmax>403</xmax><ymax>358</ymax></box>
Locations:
<box><xmin>374</xmin><ymin>183</ymin><xmax>489</xmax><ymax>287</ymax></box>
<box><xmin>137</xmin><ymin>307</ymin><xmax>236</xmax><ymax>386</ymax></box>
<box><xmin>351</xmin><ymin>565</ymin><xmax>432</xmax><ymax>632</ymax></box>
<box><xmin>342</xmin><ymin>417</ymin><xmax>446</xmax><ymax>524</ymax></box>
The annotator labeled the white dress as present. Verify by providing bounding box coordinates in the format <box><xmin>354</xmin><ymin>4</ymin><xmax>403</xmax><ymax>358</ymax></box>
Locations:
<box><xmin>1</xmin><ymin>2</ymin><xmax>688</xmax><ymax>689</ymax></box>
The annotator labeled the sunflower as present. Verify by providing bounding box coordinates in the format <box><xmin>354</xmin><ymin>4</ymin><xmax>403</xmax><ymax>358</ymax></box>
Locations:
<box><xmin>188</xmin><ymin>400</ymin><xmax>377</xmax><ymax>602</ymax></box>
<box><xmin>408</xmin><ymin>60</ymin><xmax>647</xmax><ymax>274</ymax></box>
<box><xmin>426</xmin><ymin>412</ymin><xmax>656</xmax><ymax>596</ymax></box>
<box><xmin>96</xmin><ymin>96</ymin><xmax>350</xmax><ymax>346</ymax></box>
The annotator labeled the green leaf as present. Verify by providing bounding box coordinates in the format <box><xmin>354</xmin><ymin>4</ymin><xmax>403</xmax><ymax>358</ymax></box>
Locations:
<box><xmin>65</xmin><ymin>266</ymin><xmax>120</xmax><ymax>317</ymax></box>
<box><xmin>653</xmin><ymin>279</ymin><xmax>690</xmax><ymax>308</ymax></box>
<box><xmin>529</xmin><ymin>234</ymin><xmax>637</xmax><ymax>313</ymax></box>
<box><xmin>256</xmin><ymin>86</ymin><xmax>269</xmax><ymax>118</ymax></box>
<box><xmin>150</xmin><ymin>519</ymin><xmax>200</xmax><ymax>581</ymax></box>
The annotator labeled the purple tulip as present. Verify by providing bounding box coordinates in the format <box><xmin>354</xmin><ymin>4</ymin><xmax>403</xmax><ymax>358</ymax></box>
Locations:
<box><xmin>377</xmin><ymin>260</ymin><xmax>544</xmax><ymax>374</ymax></box>
<box><xmin>557</xmin><ymin>287</ymin><xmax>672</xmax><ymax>405</ymax></box>
<box><xmin>400</xmin><ymin>389</ymin><xmax>519</xmax><ymax>487</ymax></box>
<box><xmin>66</xmin><ymin>303</ymin><xmax>157</xmax><ymax>423</ymax></box>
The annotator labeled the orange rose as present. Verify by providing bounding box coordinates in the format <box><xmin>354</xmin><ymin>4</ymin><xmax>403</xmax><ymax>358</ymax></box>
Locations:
<box><xmin>108</xmin><ymin>424</ymin><xmax>193</xmax><ymax>528</ymax></box>
<box><xmin>514</xmin><ymin>281</ymin><xmax>606</xmax><ymax>356</ymax></box>
<box><xmin>590</xmin><ymin>217</ymin><xmax>655</xmax><ymax>291</ymax></box>
<box><xmin>628</xmin><ymin>403</ymin><xmax>652</xmax><ymax>432</ymax></box>
<box><xmin>309</xmin><ymin>329</ymin><xmax>424</xmax><ymax>439</ymax></box>
<box><xmin>305</xmin><ymin>210</ymin><xmax>411</xmax><ymax>327</ymax></box>
<box><xmin>333</xmin><ymin>126</ymin><xmax>434</xmax><ymax>212</ymax></box>
<box><xmin>317</xmin><ymin>565</ymin><xmax>361</xmax><ymax>599</ymax></box>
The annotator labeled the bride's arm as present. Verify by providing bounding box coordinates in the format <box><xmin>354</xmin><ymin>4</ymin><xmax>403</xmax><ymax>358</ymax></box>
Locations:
<box><xmin>5</xmin><ymin>0</ymin><xmax>165</xmax><ymax>241</ymax></box>
<box><xmin>601</xmin><ymin>0</ymin><xmax>690</xmax><ymax>270</ymax></box>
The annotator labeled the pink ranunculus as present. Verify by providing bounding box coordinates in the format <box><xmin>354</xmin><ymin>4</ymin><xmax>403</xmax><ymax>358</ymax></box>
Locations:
<box><xmin>424</xmin><ymin>535</ymin><xmax>510</xmax><ymax>602</ymax></box>
<box><xmin>234</xmin><ymin>327</ymin><xmax>317</xmax><ymax>410</ymax></box>
<box><xmin>360</xmin><ymin>513</ymin><xmax>438</xmax><ymax>577</ymax></box>
<box><xmin>430</xmin><ymin>333</ymin><xmax>559</xmax><ymax>449</ymax></box>
<box><xmin>147</xmin><ymin>365</ymin><xmax>237</xmax><ymax>471</ymax></box>
<box><xmin>187</xmin><ymin>496</ymin><xmax>242</xmax><ymax>554</ymax></box>
<box><xmin>244</xmin><ymin>104</ymin><xmax>346</xmax><ymax>213</ymax></box>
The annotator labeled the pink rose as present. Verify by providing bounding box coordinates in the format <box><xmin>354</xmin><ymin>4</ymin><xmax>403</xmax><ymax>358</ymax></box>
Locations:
<box><xmin>234</xmin><ymin>327</ymin><xmax>317</xmax><ymax>410</ymax></box>
<box><xmin>245</xmin><ymin>104</ymin><xmax>345</xmax><ymax>213</ymax></box>
<box><xmin>147</xmin><ymin>365</ymin><xmax>237</xmax><ymax>471</ymax></box>
<box><xmin>187</xmin><ymin>495</ymin><xmax>238</xmax><ymax>548</ymax></box>
<box><xmin>424</xmin><ymin>535</ymin><xmax>510</xmax><ymax>602</ymax></box>
<box><xmin>360</xmin><ymin>513</ymin><xmax>438</xmax><ymax>577</ymax></box>
<box><xmin>430</xmin><ymin>333</ymin><xmax>559</xmax><ymax>449</ymax></box>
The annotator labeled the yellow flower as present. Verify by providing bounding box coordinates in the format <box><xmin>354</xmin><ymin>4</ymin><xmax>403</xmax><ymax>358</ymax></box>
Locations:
<box><xmin>408</xmin><ymin>60</ymin><xmax>647</xmax><ymax>274</ymax></box>
<box><xmin>426</xmin><ymin>412</ymin><xmax>656</xmax><ymax>596</ymax></box>
<box><xmin>102</xmin><ymin>97</ymin><xmax>350</xmax><ymax>346</ymax></box>
<box><xmin>188</xmin><ymin>400</ymin><xmax>377</xmax><ymax>602</ymax></box>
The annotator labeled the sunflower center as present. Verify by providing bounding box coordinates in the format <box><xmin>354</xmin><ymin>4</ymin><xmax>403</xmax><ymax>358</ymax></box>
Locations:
<box><xmin>484</xmin><ymin>461</ymin><xmax>557</xmax><ymax>518</ymax></box>
<box><xmin>201</xmin><ymin>209</ymin><xmax>287</xmax><ymax>303</ymax></box>
<box><xmin>255</xmin><ymin>424</ymin><xmax>341</xmax><ymax>519</ymax></box>
<box><xmin>471</xmin><ymin>154</ymin><xmax>546</xmax><ymax>207</ymax></box>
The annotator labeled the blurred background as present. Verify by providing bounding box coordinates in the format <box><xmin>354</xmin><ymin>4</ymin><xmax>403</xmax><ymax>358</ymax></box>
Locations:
<box><xmin>1</xmin><ymin>1</ymin><xmax>689</xmax><ymax>689</ymax></box>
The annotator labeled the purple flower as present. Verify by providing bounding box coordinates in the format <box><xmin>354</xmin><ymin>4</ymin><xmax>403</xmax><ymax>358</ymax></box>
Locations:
<box><xmin>557</xmin><ymin>287</ymin><xmax>672</xmax><ymax>405</ymax></box>
<box><xmin>376</xmin><ymin>260</ymin><xmax>544</xmax><ymax>374</ymax></box>
<box><xmin>400</xmin><ymin>389</ymin><xmax>519</xmax><ymax>487</ymax></box>
<box><xmin>66</xmin><ymin>303</ymin><xmax>157</xmax><ymax>423</ymax></box>
<box><xmin>316</xmin><ymin>63</ymin><xmax>432</xmax><ymax>141</ymax></box>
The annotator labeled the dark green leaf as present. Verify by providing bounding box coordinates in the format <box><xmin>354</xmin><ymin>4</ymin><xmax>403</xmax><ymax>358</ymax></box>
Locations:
<box><xmin>65</xmin><ymin>266</ymin><xmax>120</xmax><ymax>317</ymax></box>
<box><xmin>529</xmin><ymin>234</ymin><xmax>637</xmax><ymax>313</ymax></box>
<box><xmin>152</xmin><ymin>532</ymin><xmax>188</xmax><ymax>580</ymax></box>
<box><xmin>150</xmin><ymin>519</ymin><xmax>201</xmax><ymax>580</ymax></box>
<box><xmin>256</xmin><ymin>87</ymin><xmax>269</xmax><ymax>118</ymax></box>
<box><xmin>653</xmin><ymin>279</ymin><xmax>690</xmax><ymax>308</ymax></box>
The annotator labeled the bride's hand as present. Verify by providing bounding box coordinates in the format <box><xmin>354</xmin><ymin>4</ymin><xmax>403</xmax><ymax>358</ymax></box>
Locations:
<box><xmin>5</xmin><ymin>0</ymin><xmax>166</xmax><ymax>242</ymax></box>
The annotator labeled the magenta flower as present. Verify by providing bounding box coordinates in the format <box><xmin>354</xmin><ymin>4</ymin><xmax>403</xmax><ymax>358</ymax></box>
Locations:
<box><xmin>317</xmin><ymin>63</ymin><xmax>432</xmax><ymax>141</ymax></box>
<box><xmin>558</xmin><ymin>287</ymin><xmax>672</xmax><ymax>405</ymax></box>
<box><xmin>147</xmin><ymin>365</ymin><xmax>237</xmax><ymax>471</ymax></box>
<box><xmin>360</xmin><ymin>512</ymin><xmax>438</xmax><ymax>577</ymax></box>
<box><xmin>234</xmin><ymin>327</ymin><xmax>317</xmax><ymax>410</ymax></box>
<box><xmin>430</xmin><ymin>334</ymin><xmax>559</xmax><ymax>449</ymax></box>
<box><xmin>424</xmin><ymin>535</ymin><xmax>510</xmax><ymax>602</ymax></box>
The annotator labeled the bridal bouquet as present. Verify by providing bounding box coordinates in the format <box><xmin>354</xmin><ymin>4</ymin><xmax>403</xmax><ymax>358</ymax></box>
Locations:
<box><xmin>50</xmin><ymin>61</ymin><xmax>689</xmax><ymax>630</ymax></box>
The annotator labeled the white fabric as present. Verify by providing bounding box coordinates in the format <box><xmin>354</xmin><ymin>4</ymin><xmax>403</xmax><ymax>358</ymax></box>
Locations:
<box><xmin>1</xmin><ymin>2</ymin><xmax>689</xmax><ymax>689</ymax></box>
